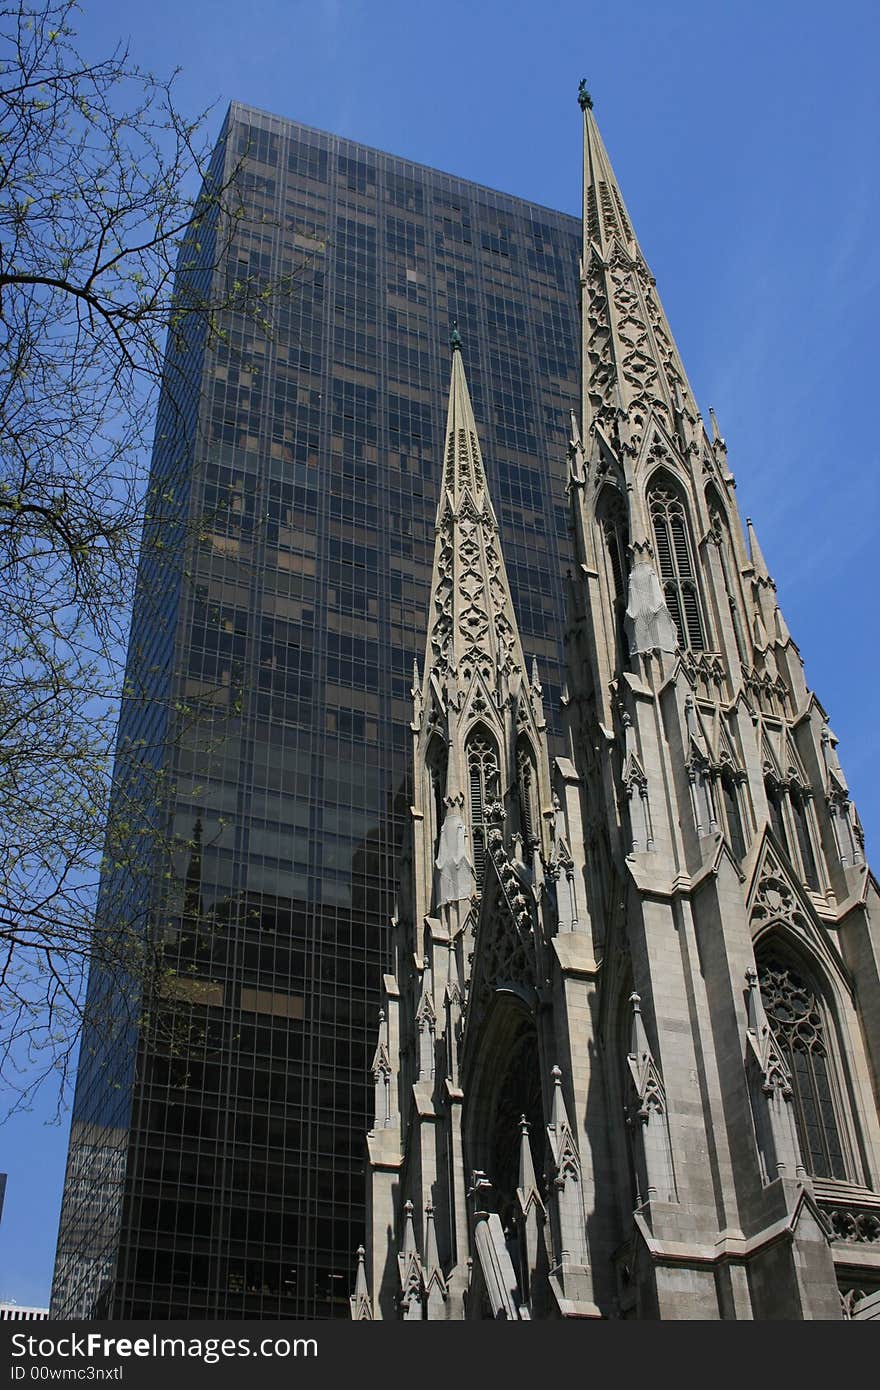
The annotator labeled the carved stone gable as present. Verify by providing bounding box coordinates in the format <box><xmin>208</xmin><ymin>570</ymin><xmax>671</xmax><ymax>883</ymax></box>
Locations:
<box><xmin>749</xmin><ymin>847</ymin><xmax>811</xmax><ymax>937</ymax></box>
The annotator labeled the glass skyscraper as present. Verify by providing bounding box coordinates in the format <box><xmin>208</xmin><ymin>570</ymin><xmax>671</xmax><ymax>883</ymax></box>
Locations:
<box><xmin>52</xmin><ymin>103</ymin><xmax>581</xmax><ymax>1320</ymax></box>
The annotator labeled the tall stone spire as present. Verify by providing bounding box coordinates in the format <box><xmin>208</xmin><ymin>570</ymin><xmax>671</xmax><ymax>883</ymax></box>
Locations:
<box><xmin>562</xmin><ymin>84</ymin><xmax>880</xmax><ymax>1325</ymax></box>
<box><xmin>578</xmin><ymin>84</ymin><xmax>696</xmax><ymax>461</ymax></box>
<box><xmin>579</xmin><ymin>80</ymin><xmax>641</xmax><ymax>260</ymax></box>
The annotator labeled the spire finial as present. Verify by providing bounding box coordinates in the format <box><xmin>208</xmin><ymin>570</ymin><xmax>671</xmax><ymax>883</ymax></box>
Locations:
<box><xmin>350</xmin><ymin>1244</ymin><xmax>372</xmax><ymax>1319</ymax></box>
<box><xmin>709</xmin><ymin>405</ymin><xmax>725</xmax><ymax>448</ymax></box>
<box><xmin>577</xmin><ymin>79</ymin><xmax>593</xmax><ymax>111</ymax></box>
<box><xmin>450</xmin><ymin>320</ymin><xmax>462</xmax><ymax>353</ymax></box>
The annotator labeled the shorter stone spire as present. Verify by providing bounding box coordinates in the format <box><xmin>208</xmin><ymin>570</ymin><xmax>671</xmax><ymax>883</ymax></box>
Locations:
<box><xmin>745</xmin><ymin>969</ymin><xmax>792</xmax><ymax>1099</ymax></box>
<box><xmin>530</xmin><ymin>655</ymin><xmax>542</xmax><ymax>695</ymax></box>
<box><xmin>744</xmin><ymin>968</ymin><xmax>805</xmax><ymax>1182</ymax></box>
<box><xmin>568</xmin><ymin>409</ymin><xmax>587</xmax><ymax>484</ymax></box>
<box><xmin>423</xmin><ymin>1200</ymin><xmax>447</xmax><ymax>1317</ymax></box>
<box><xmin>440</xmin><ymin>334</ymin><xmax>490</xmax><ymax>501</ymax></box>
<box><xmin>419</xmin><ymin>335</ymin><xmax>542</xmax><ymax>747</ymax></box>
<box><xmin>548</xmin><ymin>1065</ymin><xmax>579</xmax><ymax>1175</ymax></box>
<box><xmin>350</xmin><ymin>1245</ymin><xmax>373</xmax><ymax>1320</ymax></box>
<box><xmin>709</xmin><ymin>406</ymin><xmax>725</xmax><ymax>448</ymax></box>
<box><xmin>469</xmin><ymin>1172</ymin><xmax>524</xmax><ymax>1319</ymax></box>
<box><xmin>746</xmin><ymin>518</ymin><xmax>774</xmax><ymax>588</ymax></box>
<box><xmin>370</xmin><ymin>1007</ymin><xmax>392</xmax><ymax>1129</ymax></box>
<box><xmin>423</xmin><ymin>1200</ymin><xmax>441</xmax><ymax>1273</ymax></box>
<box><xmin>398</xmin><ymin>1199</ymin><xmax>425</xmax><ymax>1319</ymax></box>
<box><xmin>402</xmin><ymin>1198</ymin><xmax>417</xmax><ymax>1254</ymax></box>
<box><xmin>546</xmin><ymin>1065</ymin><xmax>589</xmax><ymax>1274</ymax></box>
<box><xmin>515</xmin><ymin>1115</ymin><xmax>545</xmax><ymax>1313</ymax></box>
<box><xmin>625</xmin><ymin>995</ymin><xmax>676</xmax><ymax>1203</ymax></box>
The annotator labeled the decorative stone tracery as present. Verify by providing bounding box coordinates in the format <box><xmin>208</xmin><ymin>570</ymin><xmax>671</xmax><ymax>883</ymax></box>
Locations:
<box><xmin>750</xmin><ymin>855</ymin><xmax>810</xmax><ymax>936</ymax></box>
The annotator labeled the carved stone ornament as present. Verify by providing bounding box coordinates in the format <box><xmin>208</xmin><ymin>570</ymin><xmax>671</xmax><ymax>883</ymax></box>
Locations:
<box><xmin>823</xmin><ymin>1207</ymin><xmax>880</xmax><ymax>1245</ymax></box>
<box><xmin>840</xmin><ymin>1287</ymin><xmax>873</xmax><ymax>1320</ymax></box>
<box><xmin>745</xmin><ymin>967</ymin><xmax>793</xmax><ymax>1099</ymax></box>
<box><xmin>607</xmin><ymin>248</ymin><xmax>673</xmax><ymax>454</ymax></box>
<box><xmin>371</xmin><ymin>1043</ymin><xmax>392</xmax><ymax>1082</ymax></box>
<box><xmin>750</xmin><ymin>854</ymin><xmax>810</xmax><ymax>935</ymax></box>
<box><xmin>415</xmin><ymin>989</ymin><xmax>436</xmax><ymax>1031</ymax></box>
<box><xmin>626</xmin><ymin>993</ymin><xmax>667</xmax><ymax>1124</ymax></box>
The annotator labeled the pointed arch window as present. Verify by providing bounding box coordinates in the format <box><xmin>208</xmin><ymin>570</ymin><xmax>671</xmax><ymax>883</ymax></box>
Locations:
<box><xmin>757</xmin><ymin>955</ymin><xmax>847</xmax><ymax>1180</ymax></box>
<box><xmin>649</xmin><ymin>481</ymin><xmax>705</xmax><ymax>651</ymax></box>
<box><xmin>597</xmin><ymin>486</ymin><xmax>630</xmax><ymax>666</ymax></box>
<box><xmin>516</xmin><ymin>738</ymin><xmax>537</xmax><ymax>848</ymax></box>
<box><xmin>719</xmin><ymin>768</ymin><xmax>747</xmax><ymax>862</ymax></box>
<box><xmin>766</xmin><ymin>779</ymin><xmax>789</xmax><ymax>858</ymax></box>
<box><xmin>467</xmin><ymin>731</ymin><xmax>499</xmax><ymax>892</ymax></box>
<box><xmin>708</xmin><ymin>491</ymin><xmax>748</xmax><ymax>667</ymax></box>
<box><xmin>790</xmin><ymin>785</ymin><xmax>819</xmax><ymax>892</ymax></box>
<box><xmin>426</xmin><ymin>738</ymin><xmax>448</xmax><ymax>860</ymax></box>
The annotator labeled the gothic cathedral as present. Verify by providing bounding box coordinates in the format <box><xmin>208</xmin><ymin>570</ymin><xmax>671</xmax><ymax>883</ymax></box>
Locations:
<box><xmin>351</xmin><ymin>90</ymin><xmax>880</xmax><ymax>1320</ymax></box>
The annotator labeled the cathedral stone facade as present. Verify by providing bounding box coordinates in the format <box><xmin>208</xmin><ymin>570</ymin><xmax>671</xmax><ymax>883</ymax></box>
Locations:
<box><xmin>352</xmin><ymin>91</ymin><xmax>880</xmax><ymax>1320</ymax></box>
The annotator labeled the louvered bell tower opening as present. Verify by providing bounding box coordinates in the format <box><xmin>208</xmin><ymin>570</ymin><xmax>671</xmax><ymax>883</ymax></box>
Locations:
<box><xmin>649</xmin><ymin>482</ymin><xmax>705</xmax><ymax>651</ymax></box>
<box><xmin>467</xmin><ymin>732</ymin><xmax>500</xmax><ymax>893</ymax></box>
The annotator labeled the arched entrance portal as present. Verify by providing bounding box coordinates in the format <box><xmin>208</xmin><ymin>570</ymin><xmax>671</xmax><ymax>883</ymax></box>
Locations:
<box><xmin>465</xmin><ymin>1000</ymin><xmax>543</xmax><ymax>1231</ymax></box>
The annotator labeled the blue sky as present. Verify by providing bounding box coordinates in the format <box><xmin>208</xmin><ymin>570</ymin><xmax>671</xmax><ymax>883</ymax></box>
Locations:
<box><xmin>2</xmin><ymin>0</ymin><xmax>878</xmax><ymax>1309</ymax></box>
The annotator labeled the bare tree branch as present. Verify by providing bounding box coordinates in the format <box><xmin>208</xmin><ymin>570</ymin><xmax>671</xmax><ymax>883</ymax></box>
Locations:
<box><xmin>0</xmin><ymin>1</ymin><xmax>312</xmax><ymax>1115</ymax></box>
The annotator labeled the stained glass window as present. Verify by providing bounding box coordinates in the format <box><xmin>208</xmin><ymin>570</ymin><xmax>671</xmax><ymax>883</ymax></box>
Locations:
<box><xmin>758</xmin><ymin>957</ymin><xmax>847</xmax><ymax>1180</ymax></box>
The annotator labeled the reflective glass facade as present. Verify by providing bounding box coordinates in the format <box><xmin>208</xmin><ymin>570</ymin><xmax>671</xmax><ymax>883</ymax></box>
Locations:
<box><xmin>52</xmin><ymin>104</ymin><xmax>581</xmax><ymax>1320</ymax></box>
